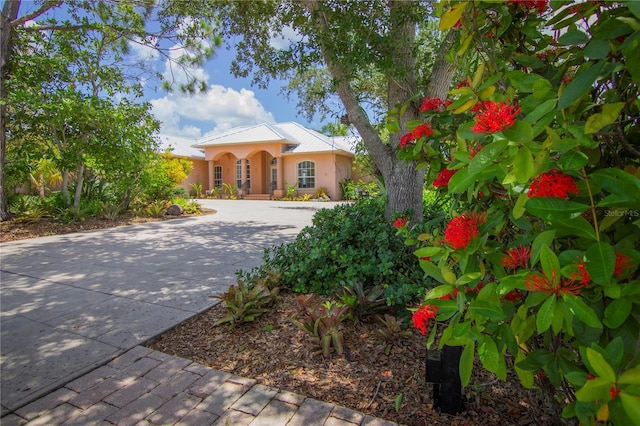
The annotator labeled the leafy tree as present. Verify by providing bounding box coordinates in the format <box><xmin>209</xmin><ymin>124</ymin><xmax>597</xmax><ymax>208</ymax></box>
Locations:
<box><xmin>1</xmin><ymin>0</ymin><xmax>221</xmax><ymax>220</ymax></box>
<box><xmin>208</xmin><ymin>0</ymin><xmax>457</xmax><ymax>222</ymax></box>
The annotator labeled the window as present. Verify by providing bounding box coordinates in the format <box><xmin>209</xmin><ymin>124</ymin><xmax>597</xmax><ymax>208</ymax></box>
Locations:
<box><xmin>214</xmin><ymin>165</ymin><xmax>222</xmax><ymax>188</ymax></box>
<box><xmin>297</xmin><ymin>161</ymin><xmax>315</xmax><ymax>189</ymax></box>
<box><xmin>236</xmin><ymin>159</ymin><xmax>251</xmax><ymax>189</ymax></box>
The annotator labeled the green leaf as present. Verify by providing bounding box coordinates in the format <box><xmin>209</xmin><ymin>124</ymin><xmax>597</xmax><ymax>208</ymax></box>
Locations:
<box><xmin>583</xmin><ymin>39</ymin><xmax>611</xmax><ymax>60</ymax></box>
<box><xmin>623</xmin><ymin>38</ymin><xmax>640</xmax><ymax>85</ymax></box>
<box><xmin>523</xmin><ymin>98</ymin><xmax>557</xmax><ymax>125</ymax></box>
<box><xmin>540</xmin><ymin>245</ymin><xmax>561</xmax><ymax>280</ymax></box>
<box><xmin>455</xmin><ymin>272</ymin><xmax>482</xmax><ymax>286</ymax></box>
<box><xmin>425</xmin><ymin>285</ymin><xmax>454</xmax><ymax>300</ymax></box>
<box><xmin>525</xmin><ymin>198</ymin><xmax>590</xmax><ymax>220</ymax></box>
<box><xmin>448</xmin><ymin>167</ymin><xmax>476</xmax><ymax>194</ymax></box>
<box><xmin>558</xmin><ymin>29</ymin><xmax>590</xmax><ymax>46</ymax></box>
<box><xmin>502</xmin><ymin>121</ymin><xmax>533</xmax><ymax>143</ymax></box>
<box><xmin>620</xmin><ymin>393</ymin><xmax>640</xmax><ymax>425</ymax></box>
<box><xmin>586</xmin><ymin>348</ymin><xmax>617</xmax><ymax>382</ymax></box>
<box><xmin>478</xmin><ymin>336</ymin><xmax>506</xmax><ymax>379</ymax></box>
<box><xmin>623</xmin><ymin>0</ymin><xmax>640</xmax><ymax>19</ymax></box>
<box><xmin>553</xmin><ymin>217</ymin><xmax>598</xmax><ymax>240</ymax></box>
<box><xmin>460</xmin><ymin>342</ymin><xmax>474</xmax><ymax>386</ymax></box>
<box><xmin>536</xmin><ymin>295</ymin><xmax>556</xmax><ymax>333</ymax></box>
<box><xmin>415</xmin><ymin>246</ymin><xmax>444</xmax><ymax>258</ymax></box>
<box><xmin>531</xmin><ymin>230</ymin><xmax>556</xmax><ymax>267</ymax></box>
<box><xmin>469</xmin><ymin>300</ymin><xmax>505</xmax><ymax>320</ymax></box>
<box><xmin>586</xmin><ymin>241</ymin><xmax>616</xmax><ymax>286</ymax></box>
<box><xmin>563</xmin><ymin>294</ymin><xmax>603</xmax><ymax>329</ymax></box>
<box><xmin>512</xmin><ymin>192</ymin><xmax>528</xmax><ymax>219</ymax></box>
<box><xmin>513</xmin><ymin>147</ymin><xmax>534</xmax><ymax>183</ymax></box>
<box><xmin>558</xmin><ymin>61</ymin><xmax>606</xmax><ymax>110</ymax></box>
<box><xmin>604</xmin><ymin>298</ymin><xmax>632</xmax><ymax>329</ymax></box>
<box><xmin>514</xmin><ymin>350</ymin><xmax>534</xmax><ymax>388</ymax></box>
<box><xmin>469</xmin><ymin>140</ymin><xmax>508</xmax><ymax>174</ymax></box>
<box><xmin>419</xmin><ymin>260</ymin><xmax>446</xmax><ymax>284</ymax></box>
<box><xmin>558</xmin><ymin>151</ymin><xmax>589</xmax><ymax>170</ymax></box>
<box><xmin>575</xmin><ymin>377</ymin><xmax>613</xmax><ymax>402</ymax></box>
<box><xmin>619</xmin><ymin>365</ymin><xmax>640</xmax><ymax>385</ymax></box>
<box><xmin>585</xmin><ymin>103</ymin><xmax>625</xmax><ymax>134</ymax></box>
<box><xmin>505</xmin><ymin>70</ymin><xmax>543</xmax><ymax>93</ymax></box>
<box><xmin>590</xmin><ymin>168</ymin><xmax>640</xmax><ymax>199</ymax></box>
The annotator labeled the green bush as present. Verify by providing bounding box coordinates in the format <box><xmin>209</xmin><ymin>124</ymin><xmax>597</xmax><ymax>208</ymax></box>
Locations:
<box><xmin>239</xmin><ymin>198</ymin><xmax>428</xmax><ymax>306</ymax></box>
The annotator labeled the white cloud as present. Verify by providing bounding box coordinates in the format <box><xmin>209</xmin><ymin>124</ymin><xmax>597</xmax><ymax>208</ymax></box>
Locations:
<box><xmin>150</xmin><ymin>84</ymin><xmax>275</xmax><ymax>137</ymax></box>
<box><xmin>269</xmin><ymin>26</ymin><xmax>304</xmax><ymax>49</ymax></box>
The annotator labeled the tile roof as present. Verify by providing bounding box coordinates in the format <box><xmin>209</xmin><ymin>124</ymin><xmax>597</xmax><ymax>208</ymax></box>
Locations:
<box><xmin>192</xmin><ymin>122</ymin><xmax>356</xmax><ymax>156</ymax></box>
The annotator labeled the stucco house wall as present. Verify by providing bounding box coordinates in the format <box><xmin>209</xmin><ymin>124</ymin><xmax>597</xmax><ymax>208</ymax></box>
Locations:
<box><xmin>160</xmin><ymin>122</ymin><xmax>358</xmax><ymax>201</ymax></box>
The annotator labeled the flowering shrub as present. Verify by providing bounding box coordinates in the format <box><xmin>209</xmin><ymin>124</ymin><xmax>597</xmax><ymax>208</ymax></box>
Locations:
<box><xmin>390</xmin><ymin>1</ymin><xmax>640</xmax><ymax>424</ymax></box>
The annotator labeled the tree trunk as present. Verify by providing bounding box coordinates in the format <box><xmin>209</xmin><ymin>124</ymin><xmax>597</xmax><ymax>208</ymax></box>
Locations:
<box><xmin>61</xmin><ymin>170</ymin><xmax>70</xmax><ymax>205</ymax></box>
<box><xmin>73</xmin><ymin>161</ymin><xmax>84</xmax><ymax>215</ymax></box>
<box><xmin>0</xmin><ymin>0</ymin><xmax>21</xmax><ymax>221</ymax></box>
<box><xmin>302</xmin><ymin>0</ymin><xmax>456</xmax><ymax>223</ymax></box>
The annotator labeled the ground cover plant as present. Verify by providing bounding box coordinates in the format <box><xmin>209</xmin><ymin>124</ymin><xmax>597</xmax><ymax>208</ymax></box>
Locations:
<box><xmin>390</xmin><ymin>1</ymin><xmax>640</xmax><ymax>424</ymax></box>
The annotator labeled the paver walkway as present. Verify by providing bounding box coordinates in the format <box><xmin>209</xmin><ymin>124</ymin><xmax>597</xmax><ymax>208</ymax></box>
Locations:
<box><xmin>1</xmin><ymin>200</ymin><xmax>397</xmax><ymax>425</ymax></box>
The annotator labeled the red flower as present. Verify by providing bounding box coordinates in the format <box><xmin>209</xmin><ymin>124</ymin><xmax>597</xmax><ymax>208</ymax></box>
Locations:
<box><xmin>507</xmin><ymin>0</ymin><xmax>548</xmax><ymax>15</ymax></box>
<box><xmin>570</xmin><ymin>259</ymin><xmax>591</xmax><ymax>285</ymax></box>
<box><xmin>471</xmin><ymin>101</ymin><xmax>521</xmax><ymax>134</ymax></box>
<box><xmin>501</xmin><ymin>245</ymin><xmax>531</xmax><ymax>271</ymax></box>
<box><xmin>439</xmin><ymin>288</ymin><xmax>459</xmax><ymax>300</ymax></box>
<box><xmin>524</xmin><ymin>271</ymin><xmax>587</xmax><ymax>296</ymax></box>
<box><xmin>443</xmin><ymin>212</ymin><xmax>486</xmax><ymax>250</ymax></box>
<box><xmin>614</xmin><ymin>253</ymin><xmax>633</xmax><ymax>277</ymax></box>
<box><xmin>420</xmin><ymin>97</ymin><xmax>451</xmax><ymax>113</ymax></box>
<box><xmin>527</xmin><ymin>169</ymin><xmax>579</xmax><ymax>199</ymax></box>
<box><xmin>433</xmin><ymin>169</ymin><xmax>457</xmax><ymax>188</ymax></box>
<box><xmin>413</xmin><ymin>123</ymin><xmax>434</xmax><ymax>139</ymax></box>
<box><xmin>412</xmin><ymin>304</ymin><xmax>438</xmax><ymax>335</ymax></box>
<box><xmin>610</xmin><ymin>385</ymin><xmax>620</xmax><ymax>400</ymax></box>
<box><xmin>399</xmin><ymin>132</ymin><xmax>416</xmax><ymax>148</ymax></box>
<box><xmin>393</xmin><ymin>217</ymin><xmax>408</xmax><ymax>228</ymax></box>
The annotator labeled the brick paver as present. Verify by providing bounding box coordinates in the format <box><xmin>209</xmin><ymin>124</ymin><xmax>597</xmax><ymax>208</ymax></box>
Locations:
<box><xmin>1</xmin><ymin>347</ymin><xmax>398</xmax><ymax>426</ymax></box>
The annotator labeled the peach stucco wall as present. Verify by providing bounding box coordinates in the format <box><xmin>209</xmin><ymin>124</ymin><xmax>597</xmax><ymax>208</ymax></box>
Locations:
<box><xmin>178</xmin><ymin>158</ymin><xmax>208</xmax><ymax>193</ymax></box>
<box><xmin>281</xmin><ymin>152</ymin><xmax>352</xmax><ymax>200</ymax></box>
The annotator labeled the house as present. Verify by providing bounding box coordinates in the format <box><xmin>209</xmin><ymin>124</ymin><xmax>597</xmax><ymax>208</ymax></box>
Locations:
<box><xmin>159</xmin><ymin>122</ymin><xmax>357</xmax><ymax>200</ymax></box>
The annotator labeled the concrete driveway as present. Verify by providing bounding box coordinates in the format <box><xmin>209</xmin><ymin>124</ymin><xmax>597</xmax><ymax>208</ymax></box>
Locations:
<box><xmin>0</xmin><ymin>199</ymin><xmax>343</xmax><ymax>414</ymax></box>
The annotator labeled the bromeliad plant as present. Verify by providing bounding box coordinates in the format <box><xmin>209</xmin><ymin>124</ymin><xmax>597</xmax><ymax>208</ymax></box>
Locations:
<box><xmin>291</xmin><ymin>295</ymin><xmax>349</xmax><ymax>358</ymax></box>
<box><xmin>213</xmin><ymin>279</ymin><xmax>279</xmax><ymax>329</ymax></box>
<box><xmin>390</xmin><ymin>1</ymin><xmax>640</xmax><ymax>424</ymax></box>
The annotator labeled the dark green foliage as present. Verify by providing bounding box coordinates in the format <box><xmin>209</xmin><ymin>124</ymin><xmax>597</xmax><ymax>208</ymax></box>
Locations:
<box><xmin>239</xmin><ymin>198</ymin><xmax>427</xmax><ymax>306</ymax></box>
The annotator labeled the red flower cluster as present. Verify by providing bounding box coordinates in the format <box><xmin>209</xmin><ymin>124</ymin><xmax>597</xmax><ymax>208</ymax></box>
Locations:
<box><xmin>614</xmin><ymin>252</ymin><xmax>633</xmax><ymax>277</ymax></box>
<box><xmin>399</xmin><ymin>123</ymin><xmax>434</xmax><ymax>148</ymax></box>
<box><xmin>471</xmin><ymin>100</ymin><xmax>521</xmax><ymax>134</ymax></box>
<box><xmin>527</xmin><ymin>169</ymin><xmax>579</xmax><ymax>199</ymax></box>
<box><xmin>393</xmin><ymin>217</ymin><xmax>408</xmax><ymax>228</ymax></box>
<box><xmin>443</xmin><ymin>212</ymin><xmax>486</xmax><ymax>250</ymax></box>
<box><xmin>507</xmin><ymin>0</ymin><xmax>548</xmax><ymax>15</ymax></box>
<box><xmin>524</xmin><ymin>270</ymin><xmax>588</xmax><ymax>296</ymax></box>
<box><xmin>501</xmin><ymin>245</ymin><xmax>531</xmax><ymax>271</ymax></box>
<box><xmin>433</xmin><ymin>169</ymin><xmax>457</xmax><ymax>188</ymax></box>
<box><xmin>571</xmin><ymin>259</ymin><xmax>591</xmax><ymax>285</ymax></box>
<box><xmin>610</xmin><ymin>385</ymin><xmax>621</xmax><ymax>400</ymax></box>
<box><xmin>412</xmin><ymin>304</ymin><xmax>438</xmax><ymax>335</ymax></box>
<box><xmin>419</xmin><ymin>97</ymin><xmax>451</xmax><ymax>113</ymax></box>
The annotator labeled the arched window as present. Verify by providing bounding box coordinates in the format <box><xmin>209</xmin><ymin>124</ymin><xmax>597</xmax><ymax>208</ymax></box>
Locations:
<box><xmin>236</xmin><ymin>159</ymin><xmax>250</xmax><ymax>189</ymax></box>
<box><xmin>297</xmin><ymin>161</ymin><xmax>315</xmax><ymax>189</ymax></box>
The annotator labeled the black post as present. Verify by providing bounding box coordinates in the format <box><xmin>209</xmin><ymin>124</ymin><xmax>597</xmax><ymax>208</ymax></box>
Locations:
<box><xmin>425</xmin><ymin>345</ymin><xmax>463</xmax><ymax>415</ymax></box>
